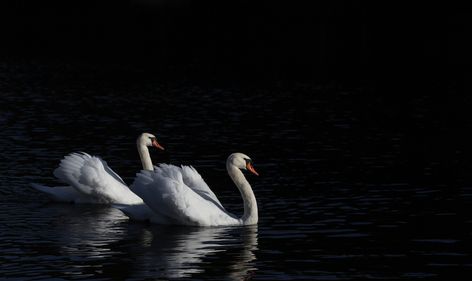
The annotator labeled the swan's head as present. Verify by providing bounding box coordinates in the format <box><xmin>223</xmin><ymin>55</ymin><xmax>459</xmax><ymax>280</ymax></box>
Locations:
<box><xmin>137</xmin><ymin>132</ymin><xmax>165</xmax><ymax>150</ymax></box>
<box><xmin>228</xmin><ymin>152</ymin><xmax>259</xmax><ymax>176</ymax></box>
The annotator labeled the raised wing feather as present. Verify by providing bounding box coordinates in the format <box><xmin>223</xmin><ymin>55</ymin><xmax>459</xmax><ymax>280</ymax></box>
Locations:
<box><xmin>180</xmin><ymin>165</ymin><xmax>224</xmax><ymax>210</ymax></box>
<box><xmin>53</xmin><ymin>152</ymin><xmax>143</xmax><ymax>204</ymax></box>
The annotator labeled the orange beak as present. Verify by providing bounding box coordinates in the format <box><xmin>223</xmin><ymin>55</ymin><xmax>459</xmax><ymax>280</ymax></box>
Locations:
<box><xmin>152</xmin><ymin>139</ymin><xmax>165</xmax><ymax>150</ymax></box>
<box><xmin>246</xmin><ymin>162</ymin><xmax>259</xmax><ymax>176</ymax></box>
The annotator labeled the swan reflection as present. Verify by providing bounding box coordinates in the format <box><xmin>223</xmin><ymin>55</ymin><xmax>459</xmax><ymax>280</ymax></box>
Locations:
<box><xmin>127</xmin><ymin>224</ymin><xmax>258</xmax><ymax>280</ymax></box>
<box><xmin>30</xmin><ymin>204</ymin><xmax>258</xmax><ymax>280</ymax></box>
<box><xmin>41</xmin><ymin>204</ymin><xmax>128</xmax><ymax>258</ymax></box>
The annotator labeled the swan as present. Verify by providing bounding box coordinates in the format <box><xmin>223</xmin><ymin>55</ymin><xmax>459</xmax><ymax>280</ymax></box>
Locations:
<box><xmin>119</xmin><ymin>153</ymin><xmax>259</xmax><ymax>226</ymax></box>
<box><xmin>31</xmin><ymin>132</ymin><xmax>164</xmax><ymax>205</ymax></box>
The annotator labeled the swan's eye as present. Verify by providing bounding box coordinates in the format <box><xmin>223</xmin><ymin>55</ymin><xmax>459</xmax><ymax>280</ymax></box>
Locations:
<box><xmin>244</xmin><ymin>158</ymin><xmax>252</xmax><ymax>165</ymax></box>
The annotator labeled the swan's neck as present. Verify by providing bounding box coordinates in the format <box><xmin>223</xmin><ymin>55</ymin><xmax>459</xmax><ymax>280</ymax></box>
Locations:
<box><xmin>137</xmin><ymin>144</ymin><xmax>153</xmax><ymax>171</ymax></box>
<box><xmin>227</xmin><ymin>164</ymin><xmax>258</xmax><ymax>225</ymax></box>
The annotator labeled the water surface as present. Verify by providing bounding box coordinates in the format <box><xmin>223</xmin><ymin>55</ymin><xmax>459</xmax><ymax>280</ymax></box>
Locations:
<box><xmin>1</xmin><ymin>62</ymin><xmax>471</xmax><ymax>280</ymax></box>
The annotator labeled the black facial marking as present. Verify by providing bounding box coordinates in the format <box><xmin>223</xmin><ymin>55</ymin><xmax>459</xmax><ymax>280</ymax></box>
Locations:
<box><xmin>244</xmin><ymin>158</ymin><xmax>253</xmax><ymax>165</ymax></box>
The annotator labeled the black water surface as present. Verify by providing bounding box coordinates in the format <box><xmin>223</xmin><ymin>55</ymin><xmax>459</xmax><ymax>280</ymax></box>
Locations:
<box><xmin>1</xmin><ymin>61</ymin><xmax>472</xmax><ymax>280</ymax></box>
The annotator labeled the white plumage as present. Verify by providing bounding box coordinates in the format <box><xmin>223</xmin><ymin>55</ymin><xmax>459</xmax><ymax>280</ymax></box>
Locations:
<box><xmin>31</xmin><ymin>133</ymin><xmax>163</xmax><ymax>213</ymax></box>
<box><xmin>119</xmin><ymin>153</ymin><xmax>259</xmax><ymax>226</ymax></box>
<box><xmin>32</xmin><ymin>136</ymin><xmax>260</xmax><ymax>227</ymax></box>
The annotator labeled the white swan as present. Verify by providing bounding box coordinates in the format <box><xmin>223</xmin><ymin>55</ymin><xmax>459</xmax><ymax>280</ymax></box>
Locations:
<box><xmin>120</xmin><ymin>153</ymin><xmax>259</xmax><ymax>226</ymax></box>
<box><xmin>31</xmin><ymin>133</ymin><xmax>164</xmax><ymax>205</ymax></box>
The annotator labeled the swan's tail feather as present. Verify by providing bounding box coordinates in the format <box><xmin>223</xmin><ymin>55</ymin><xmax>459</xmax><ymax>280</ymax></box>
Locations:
<box><xmin>30</xmin><ymin>183</ymin><xmax>76</xmax><ymax>203</ymax></box>
<box><xmin>30</xmin><ymin>183</ymin><xmax>102</xmax><ymax>204</ymax></box>
<box><xmin>113</xmin><ymin>203</ymin><xmax>152</xmax><ymax>221</ymax></box>
<box><xmin>113</xmin><ymin>203</ymin><xmax>174</xmax><ymax>224</ymax></box>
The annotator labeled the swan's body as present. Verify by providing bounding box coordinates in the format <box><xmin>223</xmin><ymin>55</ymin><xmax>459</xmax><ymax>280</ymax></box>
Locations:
<box><xmin>31</xmin><ymin>133</ymin><xmax>163</xmax><ymax>209</ymax></box>
<box><xmin>120</xmin><ymin>153</ymin><xmax>259</xmax><ymax>226</ymax></box>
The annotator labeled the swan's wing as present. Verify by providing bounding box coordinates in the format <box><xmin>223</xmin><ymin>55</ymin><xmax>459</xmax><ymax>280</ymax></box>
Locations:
<box><xmin>132</xmin><ymin>166</ymin><xmax>238</xmax><ymax>226</ymax></box>
<box><xmin>53</xmin><ymin>152</ymin><xmax>142</xmax><ymax>204</ymax></box>
<box><xmin>30</xmin><ymin>183</ymin><xmax>99</xmax><ymax>203</ymax></box>
<box><xmin>180</xmin><ymin>165</ymin><xmax>225</xmax><ymax>210</ymax></box>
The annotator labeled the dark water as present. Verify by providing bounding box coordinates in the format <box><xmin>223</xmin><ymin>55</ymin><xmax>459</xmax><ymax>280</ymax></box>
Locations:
<box><xmin>1</xmin><ymin>62</ymin><xmax>472</xmax><ymax>280</ymax></box>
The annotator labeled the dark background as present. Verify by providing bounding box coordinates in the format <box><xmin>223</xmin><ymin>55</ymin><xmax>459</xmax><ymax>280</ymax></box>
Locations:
<box><xmin>1</xmin><ymin>1</ymin><xmax>471</xmax><ymax>82</ymax></box>
<box><xmin>2</xmin><ymin>0</ymin><xmax>472</xmax><ymax>185</ymax></box>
